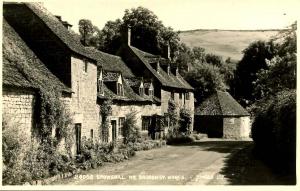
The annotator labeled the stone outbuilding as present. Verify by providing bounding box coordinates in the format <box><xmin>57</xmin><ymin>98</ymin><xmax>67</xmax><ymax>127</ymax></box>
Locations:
<box><xmin>194</xmin><ymin>91</ymin><xmax>251</xmax><ymax>139</ymax></box>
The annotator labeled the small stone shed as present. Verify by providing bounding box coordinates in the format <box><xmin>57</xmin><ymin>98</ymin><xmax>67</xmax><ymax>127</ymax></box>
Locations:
<box><xmin>194</xmin><ymin>91</ymin><xmax>251</xmax><ymax>139</ymax></box>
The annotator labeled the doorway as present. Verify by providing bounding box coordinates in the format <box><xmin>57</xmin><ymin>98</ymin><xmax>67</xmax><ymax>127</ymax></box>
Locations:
<box><xmin>75</xmin><ymin>123</ymin><xmax>82</xmax><ymax>154</ymax></box>
<box><xmin>111</xmin><ymin>120</ymin><xmax>117</xmax><ymax>142</ymax></box>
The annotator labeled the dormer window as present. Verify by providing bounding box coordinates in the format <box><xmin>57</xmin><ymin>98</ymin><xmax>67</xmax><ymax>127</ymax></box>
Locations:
<box><xmin>117</xmin><ymin>82</ymin><xmax>124</xmax><ymax>96</ymax></box>
<box><xmin>148</xmin><ymin>89</ymin><xmax>154</xmax><ymax>97</ymax></box>
<box><xmin>139</xmin><ymin>87</ymin><xmax>144</xmax><ymax>96</ymax></box>
<box><xmin>139</xmin><ymin>81</ymin><xmax>145</xmax><ymax>96</ymax></box>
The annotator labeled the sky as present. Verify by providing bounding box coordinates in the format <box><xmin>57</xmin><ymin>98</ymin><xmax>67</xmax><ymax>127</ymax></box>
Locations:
<box><xmin>40</xmin><ymin>0</ymin><xmax>299</xmax><ymax>33</ymax></box>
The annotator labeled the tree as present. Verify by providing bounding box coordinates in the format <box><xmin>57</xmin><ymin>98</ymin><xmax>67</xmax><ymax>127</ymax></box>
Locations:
<box><xmin>90</xmin><ymin>6</ymin><xmax>180</xmax><ymax>56</ymax></box>
<box><xmin>233</xmin><ymin>40</ymin><xmax>277</xmax><ymax>105</ymax></box>
<box><xmin>253</xmin><ymin>22</ymin><xmax>296</xmax><ymax>100</ymax></box>
<box><xmin>205</xmin><ymin>53</ymin><xmax>223</xmax><ymax>67</ymax></box>
<box><xmin>185</xmin><ymin>63</ymin><xmax>226</xmax><ymax>102</ymax></box>
<box><xmin>79</xmin><ymin>19</ymin><xmax>95</xmax><ymax>46</ymax></box>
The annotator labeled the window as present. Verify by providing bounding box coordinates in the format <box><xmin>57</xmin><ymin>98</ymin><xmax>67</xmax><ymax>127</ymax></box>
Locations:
<box><xmin>148</xmin><ymin>89</ymin><xmax>154</xmax><ymax>96</ymax></box>
<box><xmin>142</xmin><ymin>116</ymin><xmax>151</xmax><ymax>131</ymax></box>
<box><xmin>139</xmin><ymin>87</ymin><xmax>144</xmax><ymax>96</ymax></box>
<box><xmin>98</xmin><ymin>79</ymin><xmax>104</xmax><ymax>95</ymax></box>
<box><xmin>117</xmin><ymin>82</ymin><xmax>124</xmax><ymax>96</ymax></box>
<box><xmin>84</xmin><ymin>60</ymin><xmax>88</xmax><ymax>73</ymax></box>
<box><xmin>118</xmin><ymin>117</ymin><xmax>125</xmax><ymax>136</ymax></box>
<box><xmin>185</xmin><ymin>92</ymin><xmax>190</xmax><ymax>100</ymax></box>
<box><xmin>179</xmin><ymin>93</ymin><xmax>182</xmax><ymax>99</ymax></box>
<box><xmin>90</xmin><ymin>129</ymin><xmax>94</xmax><ymax>140</ymax></box>
<box><xmin>171</xmin><ymin>92</ymin><xmax>174</xmax><ymax>100</ymax></box>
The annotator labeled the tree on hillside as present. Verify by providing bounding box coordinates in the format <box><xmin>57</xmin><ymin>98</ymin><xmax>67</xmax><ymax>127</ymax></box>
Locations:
<box><xmin>185</xmin><ymin>63</ymin><xmax>226</xmax><ymax>102</ymax></box>
<box><xmin>232</xmin><ymin>40</ymin><xmax>277</xmax><ymax>105</ymax></box>
<box><xmin>205</xmin><ymin>53</ymin><xmax>223</xmax><ymax>67</ymax></box>
<box><xmin>253</xmin><ymin>22</ymin><xmax>296</xmax><ymax>100</ymax></box>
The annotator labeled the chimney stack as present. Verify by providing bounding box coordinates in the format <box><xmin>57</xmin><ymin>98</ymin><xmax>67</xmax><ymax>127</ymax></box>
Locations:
<box><xmin>55</xmin><ymin>15</ymin><xmax>72</xmax><ymax>30</ymax></box>
<box><xmin>127</xmin><ymin>27</ymin><xmax>131</xmax><ymax>46</ymax></box>
<box><xmin>164</xmin><ymin>43</ymin><xmax>171</xmax><ymax>60</ymax></box>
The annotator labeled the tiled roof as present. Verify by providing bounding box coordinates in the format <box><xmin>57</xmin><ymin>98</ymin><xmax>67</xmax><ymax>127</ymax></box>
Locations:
<box><xmin>128</xmin><ymin>46</ymin><xmax>193</xmax><ymax>90</ymax></box>
<box><xmin>17</xmin><ymin>3</ymin><xmax>97</xmax><ymax>61</ymax></box>
<box><xmin>86</xmin><ymin>47</ymin><xmax>135</xmax><ymax>78</ymax></box>
<box><xmin>2</xmin><ymin>19</ymin><xmax>71</xmax><ymax>93</ymax></box>
<box><xmin>103</xmin><ymin>71</ymin><xmax>120</xmax><ymax>82</ymax></box>
<box><xmin>195</xmin><ymin>91</ymin><xmax>250</xmax><ymax>116</ymax></box>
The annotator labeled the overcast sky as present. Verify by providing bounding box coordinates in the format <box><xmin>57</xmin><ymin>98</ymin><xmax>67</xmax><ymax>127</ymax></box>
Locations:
<box><xmin>42</xmin><ymin>0</ymin><xmax>299</xmax><ymax>33</ymax></box>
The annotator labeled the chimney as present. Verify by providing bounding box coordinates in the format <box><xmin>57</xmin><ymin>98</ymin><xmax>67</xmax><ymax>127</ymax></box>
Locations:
<box><xmin>55</xmin><ymin>15</ymin><xmax>72</xmax><ymax>30</ymax></box>
<box><xmin>167</xmin><ymin>64</ymin><xmax>170</xmax><ymax>75</ymax></box>
<box><xmin>156</xmin><ymin>61</ymin><xmax>160</xmax><ymax>74</ymax></box>
<box><xmin>164</xmin><ymin>43</ymin><xmax>171</xmax><ymax>60</ymax></box>
<box><xmin>176</xmin><ymin>67</ymin><xmax>179</xmax><ymax>77</ymax></box>
<box><xmin>127</xmin><ymin>27</ymin><xmax>131</xmax><ymax>46</ymax></box>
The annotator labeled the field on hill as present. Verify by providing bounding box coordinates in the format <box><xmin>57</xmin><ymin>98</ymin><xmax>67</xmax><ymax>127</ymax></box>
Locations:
<box><xmin>179</xmin><ymin>30</ymin><xmax>280</xmax><ymax>61</ymax></box>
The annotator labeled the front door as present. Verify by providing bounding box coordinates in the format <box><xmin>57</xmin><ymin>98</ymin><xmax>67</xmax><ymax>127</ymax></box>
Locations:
<box><xmin>111</xmin><ymin>120</ymin><xmax>117</xmax><ymax>142</ymax></box>
<box><xmin>75</xmin><ymin>123</ymin><xmax>82</xmax><ymax>154</ymax></box>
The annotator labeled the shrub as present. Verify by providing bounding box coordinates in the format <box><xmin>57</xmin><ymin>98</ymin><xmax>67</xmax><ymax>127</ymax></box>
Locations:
<box><xmin>166</xmin><ymin>134</ymin><xmax>195</xmax><ymax>145</ymax></box>
<box><xmin>179</xmin><ymin>108</ymin><xmax>192</xmax><ymax>134</ymax></box>
<box><xmin>123</xmin><ymin>112</ymin><xmax>141</xmax><ymax>144</ymax></box>
<box><xmin>251</xmin><ymin>90</ymin><xmax>296</xmax><ymax>174</ymax></box>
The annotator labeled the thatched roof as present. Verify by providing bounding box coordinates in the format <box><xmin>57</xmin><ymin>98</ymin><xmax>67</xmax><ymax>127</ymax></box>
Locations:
<box><xmin>86</xmin><ymin>47</ymin><xmax>135</xmax><ymax>78</ymax></box>
<box><xmin>3</xmin><ymin>2</ymin><xmax>97</xmax><ymax>62</ymax></box>
<box><xmin>128</xmin><ymin>46</ymin><xmax>194</xmax><ymax>90</ymax></box>
<box><xmin>2</xmin><ymin>19</ymin><xmax>71</xmax><ymax>93</ymax></box>
<box><xmin>195</xmin><ymin>91</ymin><xmax>250</xmax><ymax>116</ymax></box>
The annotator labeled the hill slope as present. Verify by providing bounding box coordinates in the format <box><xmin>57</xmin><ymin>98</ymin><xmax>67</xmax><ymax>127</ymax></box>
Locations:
<box><xmin>179</xmin><ymin>29</ymin><xmax>280</xmax><ymax>61</ymax></box>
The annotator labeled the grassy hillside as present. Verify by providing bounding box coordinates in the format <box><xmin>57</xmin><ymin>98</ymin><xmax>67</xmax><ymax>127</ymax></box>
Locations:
<box><xmin>179</xmin><ymin>29</ymin><xmax>281</xmax><ymax>61</ymax></box>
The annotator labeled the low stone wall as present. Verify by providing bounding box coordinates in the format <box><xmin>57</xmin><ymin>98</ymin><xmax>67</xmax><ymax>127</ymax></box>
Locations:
<box><xmin>2</xmin><ymin>87</ymin><xmax>36</xmax><ymax>139</ymax></box>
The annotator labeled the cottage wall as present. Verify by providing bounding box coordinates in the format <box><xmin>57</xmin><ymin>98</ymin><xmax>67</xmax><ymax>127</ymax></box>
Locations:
<box><xmin>70</xmin><ymin>56</ymin><xmax>99</xmax><ymax>142</ymax></box>
<box><xmin>161</xmin><ymin>89</ymin><xmax>194</xmax><ymax>131</ymax></box>
<box><xmin>2</xmin><ymin>87</ymin><xmax>36</xmax><ymax>140</ymax></box>
<box><xmin>223</xmin><ymin>116</ymin><xmax>250</xmax><ymax>139</ymax></box>
<box><xmin>109</xmin><ymin>102</ymin><xmax>161</xmax><ymax>142</ymax></box>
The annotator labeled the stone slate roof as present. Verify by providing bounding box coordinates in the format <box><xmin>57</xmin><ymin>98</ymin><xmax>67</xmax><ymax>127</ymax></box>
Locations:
<box><xmin>10</xmin><ymin>2</ymin><xmax>97</xmax><ymax>62</ymax></box>
<box><xmin>2</xmin><ymin>19</ymin><xmax>71</xmax><ymax>93</ymax></box>
<box><xmin>195</xmin><ymin>91</ymin><xmax>250</xmax><ymax>117</ymax></box>
<box><xmin>86</xmin><ymin>47</ymin><xmax>135</xmax><ymax>78</ymax></box>
<box><xmin>128</xmin><ymin>46</ymin><xmax>193</xmax><ymax>90</ymax></box>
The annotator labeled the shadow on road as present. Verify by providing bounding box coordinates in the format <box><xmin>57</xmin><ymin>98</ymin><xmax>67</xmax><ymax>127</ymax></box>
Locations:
<box><xmin>219</xmin><ymin>144</ymin><xmax>296</xmax><ymax>185</ymax></box>
<box><xmin>175</xmin><ymin>141</ymin><xmax>251</xmax><ymax>153</ymax></box>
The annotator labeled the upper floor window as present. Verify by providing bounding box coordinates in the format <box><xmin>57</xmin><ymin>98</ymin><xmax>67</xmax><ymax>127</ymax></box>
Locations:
<box><xmin>142</xmin><ymin>116</ymin><xmax>151</xmax><ymax>131</ymax></box>
<box><xmin>117</xmin><ymin>82</ymin><xmax>124</xmax><ymax>96</ymax></box>
<box><xmin>98</xmin><ymin>79</ymin><xmax>104</xmax><ymax>95</ymax></box>
<box><xmin>179</xmin><ymin>93</ymin><xmax>182</xmax><ymax>99</ymax></box>
<box><xmin>171</xmin><ymin>92</ymin><xmax>174</xmax><ymax>100</ymax></box>
<box><xmin>185</xmin><ymin>92</ymin><xmax>190</xmax><ymax>100</ymax></box>
<box><xmin>84</xmin><ymin>60</ymin><xmax>88</xmax><ymax>73</ymax></box>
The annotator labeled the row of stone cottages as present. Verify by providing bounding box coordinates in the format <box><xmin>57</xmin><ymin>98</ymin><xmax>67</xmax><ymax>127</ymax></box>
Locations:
<box><xmin>2</xmin><ymin>2</ymin><xmax>195</xmax><ymax>155</ymax></box>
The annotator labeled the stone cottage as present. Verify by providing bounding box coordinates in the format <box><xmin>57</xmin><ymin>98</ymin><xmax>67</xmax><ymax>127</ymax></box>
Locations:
<box><xmin>117</xmin><ymin>28</ymin><xmax>195</xmax><ymax>132</ymax></box>
<box><xmin>87</xmin><ymin>48</ymin><xmax>161</xmax><ymax>142</ymax></box>
<box><xmin>4</xmin><ymin>2</ymin><xmax>100</xmax><ymax>154</ymax></box>
<box><xmin>194</xmin><ymin>91</ymin><xmax>251</xmax><ymax>139</ymax></box>
<box><xmin>2</xmin><ymin>19</ymin><xmax>72</xmax><ymax>142</ymax></box>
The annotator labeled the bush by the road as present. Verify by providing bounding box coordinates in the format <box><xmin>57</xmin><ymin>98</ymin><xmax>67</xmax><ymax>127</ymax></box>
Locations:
<box><xmin>251</xmin><ymin>89</ymin><xmax>296</xmax><ymax>174</ymax></box>
<box><xmin>166</xmin><ymin>133</ymin><xmax>195</xmax><ymax>145</ymax></box>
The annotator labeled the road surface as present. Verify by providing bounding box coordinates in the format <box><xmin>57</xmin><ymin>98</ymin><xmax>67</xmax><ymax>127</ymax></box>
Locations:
<box><xmin>53</xmin><ymin>140</ymin><xmax>256</xmax><ymax>185</ymax></box>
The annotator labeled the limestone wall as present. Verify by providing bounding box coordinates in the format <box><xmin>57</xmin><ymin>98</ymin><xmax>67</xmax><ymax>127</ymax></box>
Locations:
<box><xmin>223</xmin><ymin>116</ymin><xmax>250</xmax><ymax>139</ymax></box>
<box><xmin>108</xmin><ymin>102</ymin><xmax>161</xmax><ymax>142</ymax></box>
<box><xmin>2</xmin><ymin>87</ymin><xmax>36</xmax><ymax>140</ymax></box>
<box><xmin>70</xmin><ymin>56</ymin><xmax>100</xmax><ymax>142</ymax></box>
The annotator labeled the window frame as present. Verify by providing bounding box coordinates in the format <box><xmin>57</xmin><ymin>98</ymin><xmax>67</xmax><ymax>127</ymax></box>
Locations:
<box><xmin>118</xmin><ymin>117</ymin><xmax>125</xmax><ymax>137</ymax></box>
<box><xmin>185</xmin><ymin>92</ymin><xmax>190</xmax><ymax>100</ymax></box>
<box><xmin>117</xmin><ymin>82</ymin><xmax>124</xmax><ymax>96</ymax></box>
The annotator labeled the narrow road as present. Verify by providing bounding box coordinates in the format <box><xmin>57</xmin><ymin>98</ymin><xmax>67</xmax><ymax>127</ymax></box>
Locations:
<box><xmin>53</xmin><ymin>140</ymin><xmax>253</xmax><ymax>185</ymax></box>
